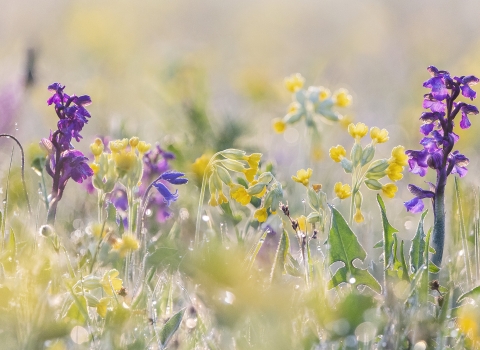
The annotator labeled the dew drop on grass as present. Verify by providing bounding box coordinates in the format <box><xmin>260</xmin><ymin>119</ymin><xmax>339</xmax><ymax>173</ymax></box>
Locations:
<box><xmin>458</xmin><ymin>250</ymin><xmax>464</xmax><ymax>256</ymax></box>
<box><xmin>202</xmin><ymin>215</ymin><xmax>210</xmax><ymax>222</ymax></box>
<box><xmin>349</xmin><ymin>277</ymin><xmax>356</xmax><ymax>284</ymax></box>
<box><xmin>145</xmin><ymin>209</ymin><xmax>152</xmax><ymax>217</ymax></box>
<box><xmin>188</xmin><ymin>240</ymin><xmax>194</xmax><ymax>251</ymax></box>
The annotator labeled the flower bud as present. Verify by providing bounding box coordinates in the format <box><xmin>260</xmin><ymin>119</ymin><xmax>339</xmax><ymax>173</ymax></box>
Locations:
<box><xmin>351</xmin><ymin>143</ymin><xmax>363</xmax><ymax>167</ymax></box>
<box><xmin>365</xmin><ymin>179</ymin><xmax>383</xmax><ymax>190</ymax></box>
<box><xmin>340</xmin><ymin>158</ymin><xmax>353</xmax><ymax>173</ymax></box>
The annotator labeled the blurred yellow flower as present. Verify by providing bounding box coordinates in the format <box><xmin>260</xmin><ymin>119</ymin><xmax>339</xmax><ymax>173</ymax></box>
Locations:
<box><xmin>230</xmin><ymin>184</ymin><xmax>251</xmax><ymax>205</ymax></box>
<box><xmin>284</xmin><ymin>73</ymin><xmax>305</xmax><ymax>92</ymax></box>
<box><xmin>370</xmin><ymin>127</ymin><xmax>389</xmax><ymax>144</ymax></box>
<box><xmin>113</xmin><ymin>150</ymin><xmax>137</xmax><ymax>174</ymax></box>
<box><xmin>354</xmin><ymin>208</ymin><xmax>364</xmax><ymax>223</ymax></box>
<box><xmin>339</xmin><ymin>115</ymin><xmax>354</xmax><ymax>129</ymax></box>
<box><xmin>334</xmin><ymin>89</ymin><xmax>352</xmax><ymax>107</ymax></box>
<box><xmin>297</xmin><ymin>215</ymin><xmax>307</xmax><ymax>232</ymax></box>
<box><xmin>334</xmin><ymin>182</ymin><xmax>352</xmax><ymax>199</ymax></box>
<box><xmin>292</xmin><ymin>168</ymin><xmax>313</xmax><ymax>187</ymax></box>
<box><xmin>389</xmin><ymin>146</ymin><xmax>408</xmax><ymax>166</ymax></box>
<box><xmin>192</xmin><ymin>154</ymin><xmax>212</xmax><ymax>181</ymax></box>
<box><xmin>90</xmin><ymin>163</ymin><xmax>100</xmax><ymax>175</ymax></box>
<box><xmin>319</xmin><ymin>87</ymin><xmax>331</xmax><ymax>101</ymax></box>
<box><xmin>329</xmin><ymin>145</ymin><xmax>347</xmax><ymax>162</ymax></box>
<box><xmin>97</xmin><ymin>298</ymin><xmax>109</xmax><ymax>318</ymax></box>
<box><xmin>382</xmin><ymin>183</ymin><xmax>398</xmax><ymax>198</ymax></box>
<box><xmin>254</xmin><ymin>207</ymin><xmax>268</xmax><ymax>222</ymax></box>
<box><xmin>113</xmin><ymin>233</ymin><xmax>139</xmax><ymax>257</ymax></box>
<box><xmin>109</xmin><ymin>138</ymin><xmax>128</xmax><ymax>153</ymax></box>
<box><xmin>459</xmin><ymin>307</ymin><xmax>480</xmax><ymax>343</ymax></box>
<box><xmin>137</xmin><ymin>141</ymin><xmax>151</xmax><ymax>155</ymax></box>
<box><xmin>272</xmin><ymin>118</ymin><xmax>287</xmax><ymax>133</ymax></box>
<box><xmin>129</xmin><ymin>137</ymin><xmax>139</xmax><ymax>148</ymax></box>
<box><xmin>385</xmin><ymin>163</ymin><xmax>404</xmax><ymax>181</ymax></box>
<box><xmin>90</xmin><ymin>138</ymin><xmax>104</xmax><ymax>158</ymax></box>
<box><xmin>101</xmin><ymin>269</ymin><xmax>123</xmax><ymax>296</ymax></box>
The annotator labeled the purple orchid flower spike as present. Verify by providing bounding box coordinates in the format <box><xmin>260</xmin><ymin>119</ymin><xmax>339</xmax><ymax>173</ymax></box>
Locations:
<box><xmin>44</xmin><ymin>83</ymin><xmax>93</xmax><ymax>224</ymax></box>
<box><xmin>405</xmin><ymin>66</ymin><xmax>478</xmax><ymax>267</ymax></box>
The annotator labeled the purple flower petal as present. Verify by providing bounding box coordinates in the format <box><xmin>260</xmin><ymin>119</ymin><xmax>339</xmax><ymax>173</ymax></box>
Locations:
<box><xmin>153</xmin><ymin>182</ymin><xmax>179</xmax><ymax>206</ymax></box>
<box><xmin>423</xmin><ymin>98</ymin><xmax>446</xmax><ymax>113</ymax></box>
<box><xmin>420</xmin><ymin>123</ymin><xmax>434</xmax><ymax>135</ymax></box>
<box><xmin>159</xmin><ymin>171</ymin><xmax>188</xmax><ymax>185</ymax></box>
<box><xmin>423</xmin><ymin>76</ymin><xmax>448</xmax><ymax>101</ymax></box>
<box><xmin>404</xmin><ymin>197</ymin><xmax>425</xmax><ymax>214</ymax></box>
<box><xmin>407</xmin><ymin>184</ymin><xmax>435</xmax><ymax>199</ymax></box>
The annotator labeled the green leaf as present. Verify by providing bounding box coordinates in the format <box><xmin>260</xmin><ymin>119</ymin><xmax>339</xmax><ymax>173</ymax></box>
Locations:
<box><xmin>458</xmin><ymin>285</ymin><xmax>480</xmax><ymax>303</ymax></box>
<box><xmin>160</xmin><ymin>308</ymin><xmax>185</xmax><ymax>349</ymax></box>
<box><xmin>409</xmin><ymin>210</ymin><xmax>428</xmax><ymax>274</ymax></box>
<box><xmin>285</xmin><ymin>253</ymin><xmax>303</xmax><ymax>277</ymax></box>
<box><xmin>327</xmin><ymin>205</ymin><xmax>381</xmax><ymax>293</ymax></box>
<box><xmin>245</xmin><ymin>229</ymin><xmax>269</xmax><ymax>271</ymax></box>
<box><xmin>270</xmin><ymin>230</ymin><xmax>290</xmax><ymax>284</ymax></box>
<box><xmin>399</xmin><ymin>240</ymin><xmax>410</xmax><ymax>282</ymax></box>
<box><xmin>428</xmin><ymin>262</ymin><xmax>440</xmax><ymax>274</ymax></box>
<box><xmin>377</xmin><ymin>195</ymin><xmax>397</xmax><ymax>270</ymax></box>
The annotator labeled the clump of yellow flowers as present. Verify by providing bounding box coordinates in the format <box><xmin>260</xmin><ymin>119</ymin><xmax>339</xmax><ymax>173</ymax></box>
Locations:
<box><xmin>272</xmin><ymin>73</ymin><xmax>352</xmax><ymax>134</ymax></box>
<box><xmin>329</xmin><ymin>122</ymin><xmax>407</xmax><ymax>223</ymax></box>
<box><xmin>195</xmin><ymin>149</ymin><xmax>284</xmax><ymax>245</ymax></box>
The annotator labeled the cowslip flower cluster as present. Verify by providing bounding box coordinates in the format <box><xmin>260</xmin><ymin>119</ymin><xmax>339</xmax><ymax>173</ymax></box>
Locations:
<box><xmin>272</xmin><ymin>73</ymin><xmax>352</xmax><ymax>134</ymax></box>
<box><xmin>43</xmin><ymin>83</ymin><xmax>94</xmax><ymax>224</ymax></box>
<box><xmin>329</xmin><ymin>122</ymin><xmax>407</xmax><ymax>223</ymax></box>
<box><xmin>404</xmin><ymin>66</ymin><xmax>478</xmax><ymax>266</ymax></box>
<box><xmin>195</xmin><ymin>149</ymin><xmax>284</xmax><ymax>244</ymax></box>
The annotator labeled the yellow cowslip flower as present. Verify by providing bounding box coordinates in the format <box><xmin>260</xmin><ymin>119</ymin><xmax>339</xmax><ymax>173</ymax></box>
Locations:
<box><xmin>101</xmin><ymin>270</ymin><xmax>123</xmax><ymax>296</ymax></box>
<box><xmin>329</xmin><ymin>145</ymin><xmax>347</xmax><ymax>162</ymax></box>
<box><xmin>90</xmin><ymin>163</ymin><xmax>100</xmax><ymax>175</ymax></box>
<box><xmin>91</xmin><ymin>222</ymin><xmax>112</xmax><ymax>238</ymax></box>
<box><xmin>137</xmin><ymin>141</ymin><xmax>151</xmax><ymax>156</ymax></box>
<box><xmin>230</xmin><ymin>184</ymin><xmax>251</xmax><ymax>206</ymax></box>
<box><xmin>113</xmin><ymin>150</ymin><xmax>137</xmax><ymax>174</ymax></box>
<box><xmin>97</xmin><ymin>298</ymin><xmax>109</xmax><ymax>318</ymax></box>
<box><xmin>370</xmin><ymin>127</ymin><xmax>389</xmax><ymax>144</ymax></box>
<box><xmin>272</xmin><ymin>118</ymin><xmax>287</xmax><ymax>133</ymax></box>
<box><xmin>284</xmin><ymin>73</ymin><xmax>305</xmax><ymax>92</ymax></box>
<box><xmin>334</xmin><ymin>182</ymin><xmax>352</xmax><ymax>199</ymax></box>
<box><xmin>459</xmin><ymin>307</ymin><xmax>480</xmax><ymax>343</ymax></box>
<box><xmin>109</xmin><ymin>138</ymin><xmax>128</xmax><ymax>153</ymax></box>
<box><xmin>334</xmin><ymin>89</ymin><xmax>352</xmax><ymax>107</ymax></box>
<box><xmin>389</xmin><ymin>146</ymin><xmax>408</xmax><ymax>167</ymax></box>
<box><xmin>288</xmin><ymin>102</ymin><xmax>299</xmax><ymax>113</ymax></box>
<box><xmin>385</xmin><ymin>163</ymin><xmax>404</xmax><ymax>181</ymax></box>
<box><xmin>208</xmin><ymin>192</ymin><xmax>218</xmax><ymax>206</ymax></box>
<box><xmin>244</xmin><ymin>153</ymin><xmax>262</xmax><ymax>169</ymax></box>
<box><xmin>312</xmin><ymin>184</ymin><xmax>322</xmax><ymax>192</ymax></box>
<box><xmin>354</xmin><ymin>208</ymin><xmax>364</xmax><ymax>223</ymax></box>
<box><xmin>382</xmin><ymin>183</ymin><xmax>398</xmax><ymax>198</ymax></box>
<box><xmin>113</xmin><ymin>233</ymin><xmax>139</xmax><ymax>257</ymax></box>
<box><xmin>292</xmin><ymin>168</ymin><xmax>313</xmax><ymax>187</ymax></box>
<box><xmin>297</xmin><ymin>215</ymin><xmax>307</xmax><ymax>232</ymax></box>
<box><xmin>243</xmin><ymin>168</ymin><xmax>257</xmax><ymax>183</ymax></box>
<box><xmin>339</xmin><ymin>115</ymin><xmax>354</xmax><ymax>129</ymax></box>
<box><xmin>90</xmin><ymin>138</ymin><xmax>104</xmax><ymax>158</ymax></box>
<box><xmin>348</xmin><ymin>122</ymin><xmax>369</xmax><ymax>141</ymax></box>
<box><xmin>254</xmin><ymin>207</ymin><xmax>268</xmax><ymax>222</ymax></box>
<box><xmin>217</xmin><ymin>191</ymin><xmax>228</xmax><ymax>205</ymax></box>
<box><xmin>129</xmin><ymin>137</ymin><xmax>139</xmax><ymax>148</ymax></box>
<box><xmin>319</xmin><ymin>87</ymin><xmax>331</xmax><ymax>101</ymax></box>
<box><xmin>192</xmin><ymin>154</ymin><xmax>212</xmax><ymax>181</ymax></box>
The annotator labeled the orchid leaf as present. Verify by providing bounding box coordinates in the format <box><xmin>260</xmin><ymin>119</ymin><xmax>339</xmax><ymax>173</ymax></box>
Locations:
<box><xmin>327</xmin><ymin>205</ymin><xmax>381</xmax><ymax>293</ymax></box>
<box><xmin>409</xmin><ymin>210</ymin><xmax>428</xmax><ymax>274</ymax></box>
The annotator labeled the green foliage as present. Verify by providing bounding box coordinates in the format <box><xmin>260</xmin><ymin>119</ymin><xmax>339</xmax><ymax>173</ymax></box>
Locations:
<box><xmin>327</xmin><ymin>205</ymin><xmax>381</xmax><ymax>293</ymax></box>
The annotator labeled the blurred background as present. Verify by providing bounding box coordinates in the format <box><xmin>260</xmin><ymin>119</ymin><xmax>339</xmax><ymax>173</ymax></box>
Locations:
<box><xmin>1</xmin><ymin>0</ymin><xmax>480</xmax><ymax>247</ymax></box>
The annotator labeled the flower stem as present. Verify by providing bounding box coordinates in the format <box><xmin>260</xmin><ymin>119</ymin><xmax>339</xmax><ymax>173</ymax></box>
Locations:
<box><xmin>431</xmin><ymin>172</ymin><xmax>446</xmax><ymax>268</ymax></box>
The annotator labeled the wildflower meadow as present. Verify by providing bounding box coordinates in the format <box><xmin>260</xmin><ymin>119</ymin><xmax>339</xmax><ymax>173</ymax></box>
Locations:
<box><xmin>2</xmin><ymin>2</ymin><xmax>480</xmax><ymax>350</ymax></box>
